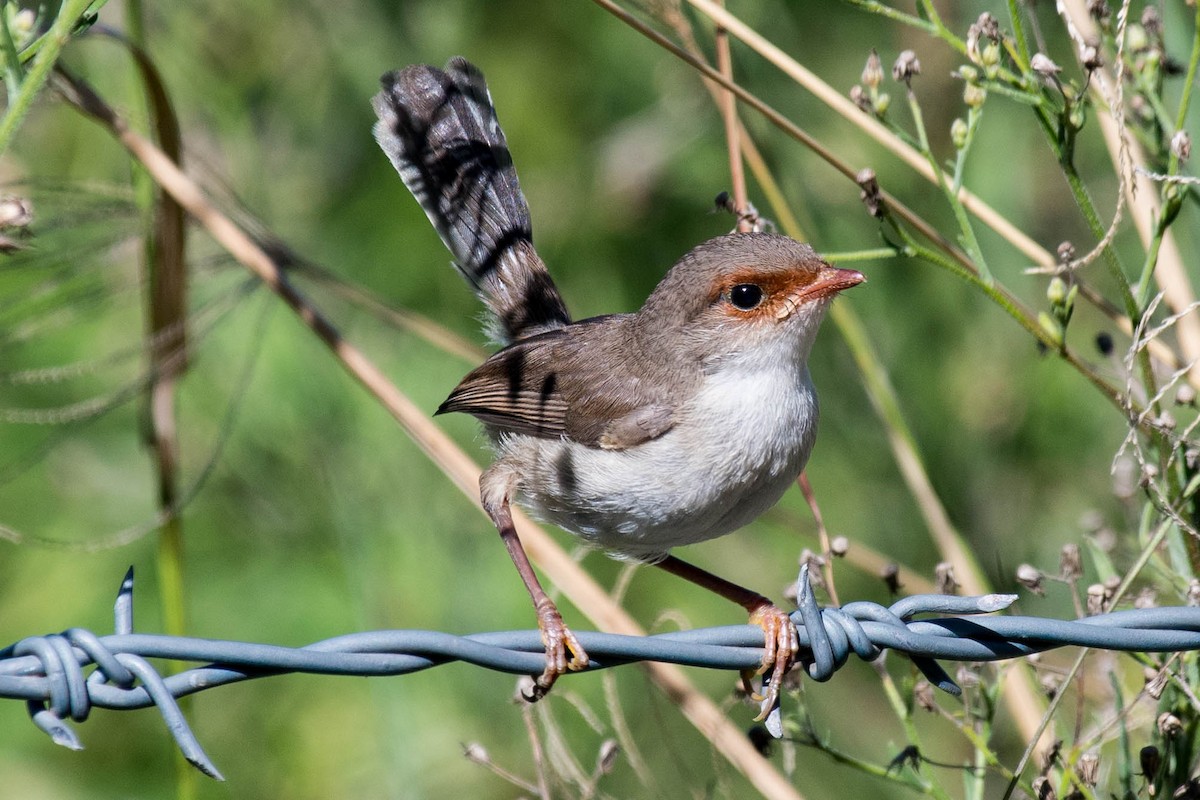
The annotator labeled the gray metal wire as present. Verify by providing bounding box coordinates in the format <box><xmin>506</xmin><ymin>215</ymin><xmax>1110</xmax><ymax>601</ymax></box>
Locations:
<box><xmin>4</xmin><ymin>566</ymin><xmax>1200</xmax><ymax>780</ymax></box>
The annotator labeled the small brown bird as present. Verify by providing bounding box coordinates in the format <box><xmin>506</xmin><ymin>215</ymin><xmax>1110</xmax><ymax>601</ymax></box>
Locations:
<box><xmin>372</xmin><ymin>57</ymin><xmax>863</xmax><ymax>712</ymax></box>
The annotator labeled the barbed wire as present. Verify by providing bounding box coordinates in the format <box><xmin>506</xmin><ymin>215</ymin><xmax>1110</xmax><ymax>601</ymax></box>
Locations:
<box><xmin>4</xmin><ymin>566</ymin><xmax>1200</xmax><ymax>780</ymax></box>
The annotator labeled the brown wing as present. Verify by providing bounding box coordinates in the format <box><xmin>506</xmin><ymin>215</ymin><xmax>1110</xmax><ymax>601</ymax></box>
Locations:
<box><xmin>436</xmin><ymin>317</ymin><xmax>677</xmax><ymax>449</ymax></box>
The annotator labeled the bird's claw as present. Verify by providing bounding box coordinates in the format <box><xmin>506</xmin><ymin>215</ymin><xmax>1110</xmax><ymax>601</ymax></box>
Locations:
<box><xmin>524</xmin><ymin>601</ymin><xmax>589</xmax><ymax>702</ymax></box>
<box><xmin>747</xmin><ymin>603</ymin><xmax>799</xmax><ymax>721</ymax></box>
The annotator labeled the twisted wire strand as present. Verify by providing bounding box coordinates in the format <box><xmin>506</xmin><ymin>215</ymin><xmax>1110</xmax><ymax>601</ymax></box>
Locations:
<box><xmin>4</xmin><ymin>567</ymin><xmax>1200</xmax><ymax>780</ymax></box>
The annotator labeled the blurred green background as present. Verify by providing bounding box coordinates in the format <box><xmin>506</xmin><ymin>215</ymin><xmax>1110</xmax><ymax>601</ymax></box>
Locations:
<box><xmin>2</xmin><ymin>0</ymin><xmax>1195</xmax><ymax>797</ymax></box>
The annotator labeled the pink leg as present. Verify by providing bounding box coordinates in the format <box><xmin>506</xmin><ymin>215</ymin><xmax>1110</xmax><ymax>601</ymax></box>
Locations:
<box><xmin>481</xmin><ymin>465</ymin><xmax>588</xmax><ymax>700</ymax></box>
<box><xmin>653</xmin><ymin>555</ymin><xmax>798</xmax><ymax>718</ymax></box>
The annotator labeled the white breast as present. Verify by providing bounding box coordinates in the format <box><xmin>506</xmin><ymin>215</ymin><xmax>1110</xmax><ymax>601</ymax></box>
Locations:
<box><xmin>500</xmin><ymin>356</ymin><xmax>818</xmax><ymax>561</ymax></box>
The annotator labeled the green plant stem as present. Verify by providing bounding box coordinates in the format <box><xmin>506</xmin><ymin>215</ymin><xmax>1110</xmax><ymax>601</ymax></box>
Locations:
<box><xmin>0</xmin><ymin>9</ymin><xmax>25</xmax><ymax>107</ymax></box>
<box><xmin>952</xmin><ymin>720</ymin><xmax>1024</xmax><ymax>791</ymax></box>
<box><xmin>873</xmin><ymin>665</ymin><xmax>953</xmax><ymax>800</ymax></box>
<box><xmin>0</xmin><ymin>0</ymin><xmax>94</xmax><ymax>155</ymax></box>
<box><xmin>952</xmin><ymin>106</ymin><xmax>983</xmax><ymax>193</ymax></box>
<box><xmin>905</xmin><ymin>89</ymin><xmax>992</xmax><ymax>282</ymax></box>
<box><xmin>916</xmin><ymin>0</ymin><xmax>967</xmax><ymax>56</ymax></box>
<box><xmin>1004</xmin><ymin>0</ymin><xmax>1032</xmax><ymax>67</ymax></box>
<box><xmin>1056</xmin><ymin>161</ymin><xmax>1162</xmax><ymax>422</ymax></box>
<box><xmin>1137</xmin><ymin>10</ymin><xmax>1200</xmax><ymax>309</ymax></box>
<box><xmin>792</xmin><ymin>731</ymin><xmax>932</xmax><ymax>790</ymax></box>
<box><xmin>1174</xmin><ymin>6</ymin><xmax>1200</xmax><ymax>132</ymax></box>
<box><xmin>841</xmin><ymin>0</ymin><xmax>936</xmax><ymax>34</ymax></box>
<box><xmin>979</xmin><ymin>79</ymin><xmax>1043</xmax><ymax>106</ymax></box>
<box><xmin>886</xmin><ymin>222</ymin><xmax>1133</xmax><ymax>414</ymax></box>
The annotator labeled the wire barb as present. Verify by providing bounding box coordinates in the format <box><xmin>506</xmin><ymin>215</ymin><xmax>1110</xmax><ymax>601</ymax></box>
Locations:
<box><xmin>3</xmin><ymin>569</ymin><xmax>1200</xmax><ymax>775</ymax></box>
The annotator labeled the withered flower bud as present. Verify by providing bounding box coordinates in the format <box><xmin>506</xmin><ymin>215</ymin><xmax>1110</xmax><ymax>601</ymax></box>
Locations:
<box><xmin>799</xmin><ymin>548</ymin><xmax>825</xmax><ymax>590</ymax></box>
<box><xmin>976</xmin><ymin>12</ymin><xmax>1000</xmax><ymax>41</ymax></box>
<box><xmin>596</xmin><ymin>739</ymin><xmax>620</xmax><ymax>775</ymax></box>
<box><xmin>849</xmin><ymin>84</ymin><xmax>871</xmax><ymax>113</ymax></box>
<box><xmin>1078</xmin><ymin>752</ymin><xmax>1100</xmax><ymax>787</ymax></box>
<box><xmin>881</xmin><ymin>561</ymin><xmax>901</xmax><ymax>594</ymax></box>
<box><xmin>1031</xmin><ymin>53</ymin><xmax>1063</xmax><ymax>78</ymax></box>
<box><xmin>0</xmin><ymin>196</ymin><xmax>33</xmax><ymax>229</ymax></box>
<box><xmin>935</xmin><ymin>561</ymin><xmax>959</xmax><ymax>595</ymax></box>
<box><xmin>463</xmin><ymin>742</ymin><xmax>489</xmax><ymax>764</ymax></box>
<box><xmin>914</xmin><ymin>679</ymin><xmax>936</xmax><ymax>711</ymax></box>
<box><xmin>1158</xmin><ymin>711</ymin><xmax>1183</xmax><ymax>738</ymax></box>
<box><xmin>892</xmin><ymin>50</ymin><xmax>921</xmax><ymax>83</ymax></box>
<box><xmin>1060</xmin><ymin>543</ymin><xmax>1083</xmax><ymax>581</ymax></box>
<box><xmin>1141</xmin><ymin>6</ymin><xmax>1162</xmax><ymax>38</ymax></box>
<box><xmin>1042</xmin><ymin>739</ymin><xmax>1063</xmax><ymax>772</ymax></box>
<box><xmin>857</xmin><ymin>168</ymin><xmax>885</xmax><ymax>218</ymax></box>
<box><xmin>862</xmin><ymin>49</ymin><xmax>884</xmax><ymax>90</ymax></box>
<box><xmin>1032</xmin><ymin>776</ymin><xmax>1056</xmax><ymax>800</ymax></box>
<box><xmin>1144</xmin><ymin>666</ymin><xmax>1168</xmax><ymax>699</ymax></box>
<box><xmin>1016</xmin><ymin>563</ymin><xmax>1046</xmax><ymax>595</ymax></box>
<box><xmin>967</xmin><ymin>24</ymin><xmax>984</xmax><ymax>65</ymax></box>
<box><xmin>1171</xmin><ymin>130</ymin><xmax>1191</xmax><ymax>162</ymax></box>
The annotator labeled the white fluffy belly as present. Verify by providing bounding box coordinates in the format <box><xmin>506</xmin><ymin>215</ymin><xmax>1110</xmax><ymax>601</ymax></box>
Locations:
<box><xmin>499</xmin><ymin>363</ymin><xmax>818</xmax><ymax>561</ymax></box>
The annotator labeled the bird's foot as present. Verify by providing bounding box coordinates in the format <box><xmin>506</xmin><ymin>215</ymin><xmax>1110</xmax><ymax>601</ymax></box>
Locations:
<box><xmin>524</xmin><ymin>599</ymin><xmax>590</xmax><ymax>702</ymax></box>
<box><xmin>746</xmin><ymin>602</ymin><xmax>799</xmax><ymax>721</ymax></box>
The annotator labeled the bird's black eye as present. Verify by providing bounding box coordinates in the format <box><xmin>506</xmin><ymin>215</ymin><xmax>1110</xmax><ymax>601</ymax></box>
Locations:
<box><xmin>729</xmin><ymin>283</ymin><xmax>764</xmax><ymax>310</ymax></box>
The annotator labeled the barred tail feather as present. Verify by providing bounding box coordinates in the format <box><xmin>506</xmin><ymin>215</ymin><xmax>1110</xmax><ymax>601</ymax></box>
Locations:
<box><xmin>372</xmin><ymin>57</ymin><xmax>570</xmax><ymax>343</ymax></box>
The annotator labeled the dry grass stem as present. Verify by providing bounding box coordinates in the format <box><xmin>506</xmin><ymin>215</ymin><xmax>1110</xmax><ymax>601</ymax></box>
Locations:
<box><xmin>713</xmin><ymin>0</ymin><xmax>749</xmax><ymax>232</ymax></box>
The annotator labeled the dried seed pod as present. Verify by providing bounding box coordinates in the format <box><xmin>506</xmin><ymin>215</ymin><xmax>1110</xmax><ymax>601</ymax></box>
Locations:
<box><xmin>1033</xmin><ymin>775</ymin><xmax>1057</xmax><ymax>800</ymax></box>
<box><xmin>463</xmin><ymin>742</ymin><xmax>490</xmax><ymax>764</ymax></box>
<box><xmin>1158</xmin><ymin>711</ymin><xmax>1183</xmax><ymax>738</ymax></box>
<box><xmin>1144</xmin><ymin>667</ymin><xmax>1168</xmax><ymax>699</ymax></box>
<box><xmin>935</xmin><ymin>562</ymin><xmax>959</xmax><ymax>595</ymax></box>
<box><xmin>849</xmin><ymin>84</ymin><xmax>871</xmax><ymax>113</ymax></box>
<box><xmin>0</xmin><ymin>196</ymin><xmax>33</xmax><ymax>229</ymax></box>
<box><xmin>892</xmin><ymin>50</ymin><xmax>921</xmax><ymax>83</ymax></box>
<box><xmin>1016</xmin><ymin>564</ymin><xmax>1046</xmax><ymax>596</ymax></box>
<box><xmin>1031</xmin><ymin>53</ymin><xmax>1063</xmax><ymax>77</ymax></box>
<box><xmin>1086</xmin><ymin>583</ymin><xmax>1108</xmax><ymax>615</ymax></box>
<box><xmin>1060</xmin><ymin>543</ymin><xmax>1083</xmax><ymax>581</ymax></box>
<box><xmin>881</xmin><ymin>561</ymin><xmax>901</xmax><ymax>594</ymax></box>
<box><xmin>1078</xmin><ymin>752</ymin><xmax>1100</xmax><ymax>787</ymax></box>
<box><xmin>1172</xmin><ymin>130</ymin><xmax>1192</xmax><ymax>162</ymax></box>
<box><xmin>857</xmin><ymin>168</ymin><xmax>884</xmax><ymax>218</ymax></box>
<box><xmin>596</xmin><ymin>739</ymin><xmax>620</xmax><ymax>775</ymax></box>
<box><xmin>914</xmin><ymin>679</ymin><xmax>936</xmax><ymax>711</ymax></box>
<box><xmin>976</xmin><ymin>12</ymin><xmax>1000</xmax><ymax>41</ymax></box>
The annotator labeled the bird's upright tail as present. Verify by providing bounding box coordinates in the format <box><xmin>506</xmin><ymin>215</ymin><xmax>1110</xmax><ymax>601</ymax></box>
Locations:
<box><xmin>372</xmin><ymin>57</ymin><xmax>570</xmax><ymax>343</ymax></box>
